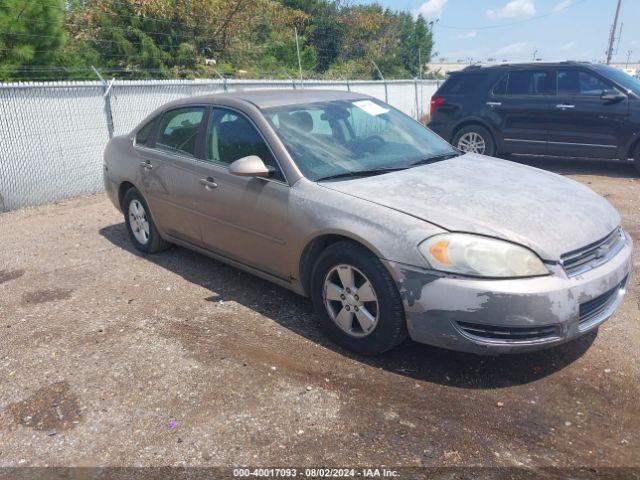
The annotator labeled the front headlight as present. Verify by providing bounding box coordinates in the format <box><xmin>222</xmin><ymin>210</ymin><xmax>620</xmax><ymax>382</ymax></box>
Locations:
<box><xmin>419</xmin><ymin>233</ymin><xmax>549</xmax><ymax>278</ymax></box>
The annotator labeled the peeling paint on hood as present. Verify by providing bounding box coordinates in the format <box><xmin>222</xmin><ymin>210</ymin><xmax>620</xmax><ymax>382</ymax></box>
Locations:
<box><xmin>319</xmin><ymin>154</ymin><xmax>620</xmax><ymax>260</ymax></box>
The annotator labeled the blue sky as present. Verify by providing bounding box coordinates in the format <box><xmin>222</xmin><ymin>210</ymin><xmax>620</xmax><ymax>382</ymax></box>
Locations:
<box><xmin>357</xmin><ymin>0</ymin><xmax>639</xmax><ymax>63</ymax></box>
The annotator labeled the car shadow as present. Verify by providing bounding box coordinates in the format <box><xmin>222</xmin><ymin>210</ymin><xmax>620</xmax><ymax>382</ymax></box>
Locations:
<box><xmin>506</xmin><ymin>154</ymin><xmax>639</xmax><ymax>178</ymax></box>
<box><xmin>100</xmin><ymin>223</ymin><xmax>596</xmax><ymax>390</ymax></box>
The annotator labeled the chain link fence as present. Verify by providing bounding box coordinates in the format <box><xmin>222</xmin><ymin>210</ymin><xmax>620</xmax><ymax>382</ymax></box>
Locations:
<box><xmin>0</xmin><ymin>78</ymin><xmax>440</xmax><ymax>212</ymax></box>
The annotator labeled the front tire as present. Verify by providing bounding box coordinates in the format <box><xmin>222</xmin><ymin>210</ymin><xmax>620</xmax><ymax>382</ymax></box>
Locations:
<box><xmin>123</xmin><ymin>187</ymin><xmax>170</xmax><ymax>254</ymax></box>
<box><xmin>310</xmin><ymin>241</ymin><xmax>407</xmax><ymax>355</ymax></box>
<box><xmin>453</xmin><ymin>125</ymin><xmax>496</xmax><ymax>156</ymax></box>
<box><xmin>633</xmin><ymin>143</ymin><xmax>640</xmax><ymax>175</ymax></box>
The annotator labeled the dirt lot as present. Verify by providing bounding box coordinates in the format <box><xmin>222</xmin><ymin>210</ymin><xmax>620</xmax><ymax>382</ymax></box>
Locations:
<box><xmin>0</xmin><ymin>157</ymin><xmax>639</xmax><ymax>470</ymax></box>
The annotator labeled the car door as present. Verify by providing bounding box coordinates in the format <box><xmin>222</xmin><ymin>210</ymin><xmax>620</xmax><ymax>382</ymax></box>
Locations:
<box><xmin>192</xmin><ymin>106</ymin><xmax>292</xmax><ymax>279</ymax></box>
<box><xmin>487</xmin><ymin>69</ymin><xmax>554</xmax><ymax>154</ymax></box>
<box><xmin>546</xmin><ymin>68</ymin><xmax>630</xmax><ymax>158</ymax></box>
<box><xmin>139</xmin><ymin>106</ymin><xmax>207</xmax><ymax>247</ymax></box>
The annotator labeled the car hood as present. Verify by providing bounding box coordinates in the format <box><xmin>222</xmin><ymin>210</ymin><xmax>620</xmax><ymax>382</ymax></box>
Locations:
<box><xmin>319</xmin><ymin>154</ymin><xmax>620</xmax><ymax>260</ymax></box>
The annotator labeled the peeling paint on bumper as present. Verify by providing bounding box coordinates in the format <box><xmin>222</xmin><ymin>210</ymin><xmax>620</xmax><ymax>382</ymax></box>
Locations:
<box><xmin>384</xmin><ymin>234</ymin><xmax>633</xmax><ymax>354</ymax></box>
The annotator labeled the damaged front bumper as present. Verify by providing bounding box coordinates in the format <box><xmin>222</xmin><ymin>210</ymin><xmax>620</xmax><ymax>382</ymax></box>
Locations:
<box><xmin>383</xmin><ymin>234</ymin><xmax>633</xmax><ymax>354</ymax></box>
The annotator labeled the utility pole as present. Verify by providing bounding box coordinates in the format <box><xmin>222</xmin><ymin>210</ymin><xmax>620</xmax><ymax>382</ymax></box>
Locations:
<box><xmin>626</xmin><ymin>50</ymin><xmax>632</xmax><ymax>68</ymax></box>
<box><xmin>294</xmin><ymin>27</ymin><xmax>303</xmax><ymax>87</ymax></box>
<box><xmin>532</xmin><ymin>49</ymin><xmax>538</xmax><ymax>61</ymax></box>
<box><xmin>606</xmin><ymin>0</ymin><xmax>623</xmax><ymax>64</ymax></box>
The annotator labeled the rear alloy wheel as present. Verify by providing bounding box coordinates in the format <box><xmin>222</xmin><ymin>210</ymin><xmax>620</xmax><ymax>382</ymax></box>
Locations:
<box><xmin>311</xmin><ymin>241</ymin><xmax>407</xmax><ymax>355</ymax></box>
<box><xmin>123</xmin><ymin>188</ymin><xmax>170</xmax><ymax>254</ymax></box>
<box><xmin>453</xmin><ymin>125</ymin><xmax>495</xmax><ymax>156</ymax></box>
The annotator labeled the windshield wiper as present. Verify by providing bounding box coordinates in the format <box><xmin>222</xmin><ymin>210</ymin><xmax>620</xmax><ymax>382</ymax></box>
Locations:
<box><xmin>409</xmin><ymin>152</ymin><xmax>460</xmax><ymax>167</ymax></box>
<box><xmin>316</xmin><ymin>166</ymin><xmax>407</xmax><ymax>182</ymax></box>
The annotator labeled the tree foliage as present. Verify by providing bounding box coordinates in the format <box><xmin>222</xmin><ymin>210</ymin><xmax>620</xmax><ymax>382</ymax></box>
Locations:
<box><xmin>0</xmin><ymin>0</ymin><xmax>65</xmax><ymax>80</ymax></box>
<box><xmin>0</xmin><ymin>0</ymin><xmax>434</xmax><ymax>81</ymax></box>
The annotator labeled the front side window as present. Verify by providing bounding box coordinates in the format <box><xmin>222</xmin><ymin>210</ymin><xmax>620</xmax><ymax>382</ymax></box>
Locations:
<box><xmin>205</xmin><ymin>108</ymin><xmax>284</xmax><ymax>181</ymax></box>
<box><xmin>557</xmin><ymin>70</ymin><xmax>613</xmax><ymax>96</ymax></box>
<box><xmin>505</xmin><ymin>70</ymin><xmax>554</xmax><ymax>95</ymax></box>
<box><xmin>155</xmin><ymin>107</ymin><xmax>205</xmax><ymax>157</ymax></box>
<box><xmin>263</xmin><ymin>99</ymin><xmax>456</xmax><ymax>181</ymax></box>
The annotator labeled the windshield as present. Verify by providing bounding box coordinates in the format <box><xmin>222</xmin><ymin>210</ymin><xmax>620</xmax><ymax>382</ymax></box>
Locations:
<box><xmin>262</xmin><ymin>98</ymin><xmax>456</xmax><ymax>181</ymax></box>
<box><xmin>596</xmin><ymin>65</ymin><xmax>640</xmax><ymax>94</ymax></box>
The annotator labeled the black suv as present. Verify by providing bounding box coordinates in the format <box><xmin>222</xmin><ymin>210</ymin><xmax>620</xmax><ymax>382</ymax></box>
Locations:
<box><xmin>428</xmin><ymin>62</ymin><xmax>640</xmax><ymax>172</ymax></box>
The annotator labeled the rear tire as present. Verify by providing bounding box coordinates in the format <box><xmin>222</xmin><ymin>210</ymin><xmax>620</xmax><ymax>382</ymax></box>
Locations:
<box><xmin>123</xmin><ymin>187</ymin><xmax>170</xmax><ymax>254</ymax></box>
<box><xmin>453</xmin><ymin>125</ymin><xmax>496</xmax><ymax>156</ymax></box>
<box><xmin>633</xmin><ymin>143</ymin><xmax>640</xmax><ymax>175</ymax></box>
<box><xmin>310</xmin><ymin>241</ymin><xmax>407</xmax><ymax>356</ymax></box>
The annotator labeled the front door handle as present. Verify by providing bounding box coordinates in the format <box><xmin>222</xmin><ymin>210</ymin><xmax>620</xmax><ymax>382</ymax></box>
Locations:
<box><xmin>140</xmin><ymin>161</ymin><xmax>153</xmax><ymax>170</ymax></box>
<box><xmin>486</xmin><ymin>101</ymin><xmax>502</xmax><ymax>107</ymax></box>
<box><xmin>200</xmin><ymin>177</ymin><xmax>218</xmax><ymax>190</ymax></box>
<box><xmin>556</xmin><ymin>104</ymin><xmax>575</xmax><ymax>109</ymax></box>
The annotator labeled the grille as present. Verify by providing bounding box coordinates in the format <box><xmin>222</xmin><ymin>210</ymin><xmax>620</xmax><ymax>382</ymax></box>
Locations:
<box><xmin>456</xmin><ymin>321</ymin><xmax>558</xmax><ymax>342</ymax></box>
<box><xmin>578</xmin><ymin>276</ymin><xmax>627</xmax><ymax>330</ymax></box>
<box><xmin>560</xmin><ymin>228</ymin><xmax>625</xmax><ymax>277</ymax></box>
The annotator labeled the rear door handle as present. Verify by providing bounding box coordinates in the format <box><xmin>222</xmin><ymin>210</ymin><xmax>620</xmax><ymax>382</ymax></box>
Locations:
<box><xmin>140</xmin><ymin>161</ymin><xmax>153</xmax><ymax>170</ymax></box>
<box><xmin>556</xmin><ymin>104</ymin><xmax>575</xmax><ymax>109</ymax></box>
<box><xmin>486</xmin><ymin>101</ymin><xmax>502</xmax><ymax>107</ymax></box>
<box><xmin>199</xmin><ymin>177</ymin><xmax>218</xmax><ymax>190</ymax></box>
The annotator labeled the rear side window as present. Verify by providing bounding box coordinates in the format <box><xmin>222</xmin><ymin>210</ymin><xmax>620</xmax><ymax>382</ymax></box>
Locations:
<box><xmin>505</xmin><ymin>70</ymin><xmax>554</xmax><ymax>95</ymax></box>
<box><xmin>155</xmin><ymin>107</ymin><xmax>205</xmax><ymax>157</ymax></box>
<box><xmin>135</xmin><ymin>118</ymin><xmax>157</xmax><ymax>146</ymax></box>
<box><xmin>492</xmin><ymin>74</ymin><xmax>508</xmax><ymax>95</ymax></box>
<box><xmin>438</xmin><ymin>73</ymin><xmax>485</xmax><ymax>94</ymax></box>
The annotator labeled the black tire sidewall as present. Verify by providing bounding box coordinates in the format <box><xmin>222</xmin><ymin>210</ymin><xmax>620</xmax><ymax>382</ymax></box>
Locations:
<box><xmin>454</xmin><ymin>125</ymin><xmax>496</xmax><ymax>156</ymax></box>
<box><xmin>310</xmin><ymin>243</ymin><xmax>406</xmax><ymax>355</ymax></box>
<box><xmin>123</xmin><ymin>188</ymin><xmax>158</xmax><ymax>254</ymax></box>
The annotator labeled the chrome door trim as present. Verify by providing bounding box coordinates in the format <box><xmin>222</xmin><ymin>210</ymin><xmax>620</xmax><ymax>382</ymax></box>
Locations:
<box><xmin>503</xmin><ymin>138</ymin><xmax>617</xmax><ymax>148</ymax></box>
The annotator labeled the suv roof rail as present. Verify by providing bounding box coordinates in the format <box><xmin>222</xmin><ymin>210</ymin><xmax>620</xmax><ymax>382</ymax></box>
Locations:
<box><xmin>457</xmin><ymin>60</ymin><xmax>595</xmax><ymax>70</ymax></box>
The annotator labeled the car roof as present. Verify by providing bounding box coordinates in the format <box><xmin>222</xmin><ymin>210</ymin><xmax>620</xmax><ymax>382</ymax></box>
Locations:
<box><xmin>454</xmin><ymin>61</ymin><xmax>596</xmax><ymax>74</ymax></box>
<box><xmin>162</xmin><ymin>89</ymin><xmax>371</xmax><ymax>110</ymax></box>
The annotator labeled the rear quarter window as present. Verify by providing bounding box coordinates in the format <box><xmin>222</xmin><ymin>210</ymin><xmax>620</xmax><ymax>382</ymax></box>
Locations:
<box><xmin>135</xmin><ymin>118</ymin><xmax>157</xmax><ymax>146</ymax></box>
<box><xmin>438</xmin><ymin>73</ymin><xmax>486</xmax><ymax>95</ymax></box>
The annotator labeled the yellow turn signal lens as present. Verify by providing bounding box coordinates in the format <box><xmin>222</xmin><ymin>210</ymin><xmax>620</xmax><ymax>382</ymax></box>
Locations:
<box><xmin>429</xmin><ymin>240</ymin><xmax>451</xmax><ymax>265</ymax></box>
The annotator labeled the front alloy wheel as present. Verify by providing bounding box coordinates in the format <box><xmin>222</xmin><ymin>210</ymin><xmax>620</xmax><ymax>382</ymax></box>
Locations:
<box><xmin>310</xmin><ymin>241</ymin><xmax>407</xmax><ymax>355</ymax></box>
<box><xmin>323</xmin><ymin>264</ymin><xmax>379</xmax><ymax>338</ymax></box>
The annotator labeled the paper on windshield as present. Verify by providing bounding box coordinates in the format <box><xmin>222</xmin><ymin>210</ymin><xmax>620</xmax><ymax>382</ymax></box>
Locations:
<box><xmin>353</xmin><ymin>100</ymin><xmax>389</xmax><ymax>116</ymax></box>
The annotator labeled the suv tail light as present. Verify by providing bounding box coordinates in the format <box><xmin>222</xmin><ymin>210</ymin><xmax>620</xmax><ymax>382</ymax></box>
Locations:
<box><xmin>430</xmin><ymin>96</ymin><xmax>445</xmax><ymax>115</ymax></box>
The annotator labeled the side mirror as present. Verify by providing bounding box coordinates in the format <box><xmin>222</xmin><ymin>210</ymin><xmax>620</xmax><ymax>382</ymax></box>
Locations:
<box><xmin>228</xmin><ymin>155</ymin><xmax>273</xmax><ymax>178</ymax></box>
<box><xmin>600</xmin><ymin>89</ymin><xmax>626</xmax><ymax>103</ymax></box>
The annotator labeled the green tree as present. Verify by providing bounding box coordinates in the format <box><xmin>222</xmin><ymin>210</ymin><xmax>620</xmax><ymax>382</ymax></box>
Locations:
<box><xmin>0</xmin><ymin>0</ymin><xmax>65</xmax><ymax>80</ymax></box>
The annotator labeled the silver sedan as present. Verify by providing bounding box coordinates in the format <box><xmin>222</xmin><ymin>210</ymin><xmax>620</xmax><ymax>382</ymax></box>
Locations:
<box><xmin>103</xmin><ymin>90</ymin><xmax>633</xmax><ymax>355</ymax></box>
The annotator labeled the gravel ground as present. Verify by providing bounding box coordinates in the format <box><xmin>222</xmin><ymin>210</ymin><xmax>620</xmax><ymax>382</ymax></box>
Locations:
<box><xmin>0</xmin><ymin>157</ymin><xmax>639</xmax><ymax>469</ymax></box>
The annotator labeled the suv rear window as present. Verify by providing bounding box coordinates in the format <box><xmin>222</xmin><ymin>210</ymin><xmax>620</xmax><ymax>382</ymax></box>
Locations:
<box><xmin>438</xmin><ymin>73</ymin><xmax>485</xmax><ymax>94</ymax></box>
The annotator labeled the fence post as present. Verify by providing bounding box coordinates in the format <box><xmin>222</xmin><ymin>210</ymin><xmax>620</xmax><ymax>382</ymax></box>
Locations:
<box><xmin>92</xmin><ymin>66</ymin><xmax>115</xmax><ymax>138</ymax></box>
<box><xmin>414</xmin><ymin>79</ymin><xmax>420</xmax><ymax>121</ymax></box>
